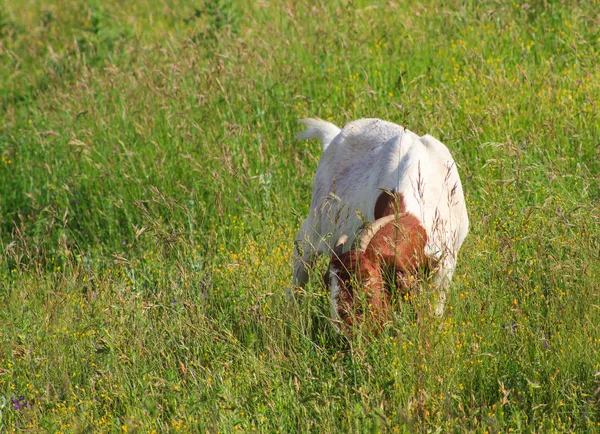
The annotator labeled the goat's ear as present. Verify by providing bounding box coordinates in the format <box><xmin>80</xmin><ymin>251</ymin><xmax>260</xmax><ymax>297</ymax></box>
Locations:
<box><xmin>374</xmin><ymin>189</ymin><xmax>394</xmax><ymax>219</ymax></box>
<box><xmin>374</xmin><ymin>189</ymin><xmax>406</xmax><ymax>219</ymax></box>
<box><xmin>333</xmin><ymin>235</ymin><xmax>348</xmax><ymax>257</ymax></box>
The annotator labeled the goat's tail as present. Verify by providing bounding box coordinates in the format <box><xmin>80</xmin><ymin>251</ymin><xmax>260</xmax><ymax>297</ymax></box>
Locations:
<box><xmin>297</xmin><ymin>118</ymin><xmax>341</xmax><ymax>151</ymax></box>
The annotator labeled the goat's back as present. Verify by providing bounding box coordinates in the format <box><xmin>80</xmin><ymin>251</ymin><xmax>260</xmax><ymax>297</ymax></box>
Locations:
<box><xmin>307</xmin><ymin>118</ymin><xmax>468</xmax><ymax>259</ymax></box>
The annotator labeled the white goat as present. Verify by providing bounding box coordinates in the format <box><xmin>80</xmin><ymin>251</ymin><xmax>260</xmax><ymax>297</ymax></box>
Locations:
<box><xmin>291</xmin><ymin>118</ymin><xmax>469</xmax><ymax>327</ymax></box>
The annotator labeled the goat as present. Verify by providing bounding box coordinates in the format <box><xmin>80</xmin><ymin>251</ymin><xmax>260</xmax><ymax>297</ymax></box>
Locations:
<box><xmin>291</xmin><ymin>118</ymin><xmax>469</xmax><ymax>329</ymax></box>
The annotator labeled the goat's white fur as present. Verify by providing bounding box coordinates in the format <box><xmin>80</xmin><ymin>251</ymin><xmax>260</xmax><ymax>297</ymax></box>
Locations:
<box><xmin>291</xmin><ymin>118</ymin><xmax>469</xmax><ymax>316</ymax></box>
<box><xmin>296</xmin><ymin>118</ymin><xmax>341</xmax><ymax>151</ymax></box>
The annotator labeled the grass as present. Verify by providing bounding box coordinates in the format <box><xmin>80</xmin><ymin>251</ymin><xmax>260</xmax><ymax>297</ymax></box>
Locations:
<box><xmin>0</xmin><ymin>0</ymin><xmax>599</xmax><ymax>431</ymax></box>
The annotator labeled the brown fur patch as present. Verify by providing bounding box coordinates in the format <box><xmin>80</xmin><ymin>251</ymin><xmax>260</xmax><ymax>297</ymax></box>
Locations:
<box><xmin>329</xmin><ymin>251</ymin><xmax>388</xmax><ymax>328</ymax></box>
<box><xmin>369</xmin><ymin>192</ymin><xmax>426</xmax><ymax>280</ymax></box>
<box><xmin>366</xmin><ymin>214</ymin><xmax>427</xmax><ymax>274</ymax></box>
<box><xmin>328</xmin><ymin>192</ymin><xmax>428</xmax><ymax>331</ymax></box>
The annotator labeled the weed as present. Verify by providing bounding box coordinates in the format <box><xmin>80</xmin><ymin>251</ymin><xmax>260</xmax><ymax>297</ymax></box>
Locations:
<box><xmin>0</xmin><ymin>0</ymin><xmax>599</xmax><ymax>431</ymax></box>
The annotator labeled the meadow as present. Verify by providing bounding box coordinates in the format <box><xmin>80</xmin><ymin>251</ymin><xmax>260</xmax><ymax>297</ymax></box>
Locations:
<box><xmin>1</xmin><ymin>0</ymin><xmax>599</xmax><ymax>431</ymax></box>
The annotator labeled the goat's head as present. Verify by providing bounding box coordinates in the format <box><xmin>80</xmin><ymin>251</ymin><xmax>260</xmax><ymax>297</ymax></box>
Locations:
<box><xmin>327</xmin><ymin>192</ymin><xmax>428</xmax><ymax>331</ymax></box>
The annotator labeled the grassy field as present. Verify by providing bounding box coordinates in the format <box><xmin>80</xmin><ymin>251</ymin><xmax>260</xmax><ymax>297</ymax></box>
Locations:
<box><xmin>1</xmin><ymin>0</ymin><xmax>599</xmax><ymax>432</ymax></box>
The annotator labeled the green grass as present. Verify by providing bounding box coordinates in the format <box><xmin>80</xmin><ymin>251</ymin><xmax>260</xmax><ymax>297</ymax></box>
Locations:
<box><xmin>1</xmin><ymin>0</ymin><xmax>599</xmax><ymax>431</ymax></box>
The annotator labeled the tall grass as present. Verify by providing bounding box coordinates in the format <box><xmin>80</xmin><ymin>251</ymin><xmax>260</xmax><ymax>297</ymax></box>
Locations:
<box><xmin>1</xmin><ymin>0</ymin><xmax>599</xmax><ymax>431</ymax></box>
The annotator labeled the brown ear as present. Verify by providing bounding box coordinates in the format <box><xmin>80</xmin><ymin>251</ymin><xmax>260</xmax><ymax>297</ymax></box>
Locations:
<box><xmin>374</xmin><ymin>190</ymin><xmax>406</xmax><ymax>219</ymax></box>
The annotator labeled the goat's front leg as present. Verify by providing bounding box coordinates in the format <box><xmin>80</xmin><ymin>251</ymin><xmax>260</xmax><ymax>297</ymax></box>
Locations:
<box><xmin>288</xmin><ymin>221</ymin><xmax>318</xmax><ymax>300</ymax></box>
<box><xmin>432</xmin><ymin>256</ymin><xmax>456</xmax><ymax>316</ymax></box>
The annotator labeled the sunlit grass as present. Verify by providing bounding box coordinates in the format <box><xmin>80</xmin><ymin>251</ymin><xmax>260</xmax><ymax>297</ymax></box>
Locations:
<box><xmin>0</xmin><ymin>0</ymin><xmax>599</xmax><ymax>431</ymax></box>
